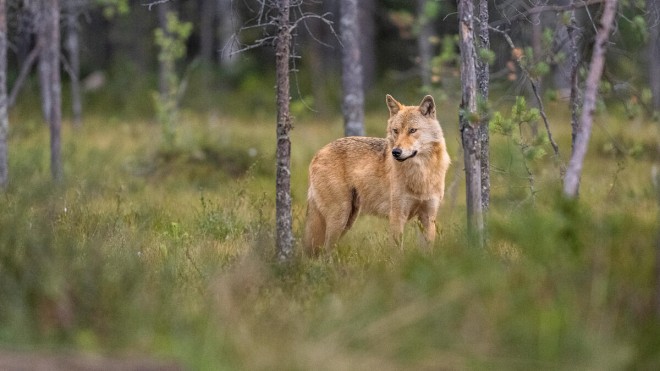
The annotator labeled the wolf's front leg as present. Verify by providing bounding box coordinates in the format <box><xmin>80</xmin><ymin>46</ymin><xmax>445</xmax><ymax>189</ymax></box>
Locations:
<box><xmin>417</xmin><ymin>215</ymin><xmax>436</xmax><ymax>247</ymax></box>
<box><xmin>417</xmin><ymin>199</ymin><xmax>439</xmax><ymax>247</ymax></box>
<box><xmin>389</xmin><ymin>209</ymin><xmax>406</xmax><ymax>249</ymax></box>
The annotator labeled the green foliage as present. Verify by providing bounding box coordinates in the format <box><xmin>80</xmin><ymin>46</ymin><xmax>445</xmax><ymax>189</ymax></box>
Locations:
<box><xmin>96</xmin><ymin>0</ymin><xmax>130</xmax><ymax>18</ymax></box>
<box><xmin>152</xmin><ymin>12</ymin><xmax>194</xmax><ymax>149</ymax></box>
<box><xmin>493</xmin><ymin>96</ymin><xmax>540</xmax><ymax>136</ymax></box>
<box><xmin>478</xmin><ymin>47</ymin><xmax>495</xmax><ymax>66</ymax></box>
<box><xmin>630</xmin><ymin>15</ymin><xmax>649</xmax><ymax>43</ymax></box>
<box><xmin>423</xmin><ymin>0</ymin><xmax>441</xmax><ymax>19</ymax></box>
<box><xmin>430</xmin><ymin>35</ymin><xmax>459</xmax><ymax>86</ymax></box>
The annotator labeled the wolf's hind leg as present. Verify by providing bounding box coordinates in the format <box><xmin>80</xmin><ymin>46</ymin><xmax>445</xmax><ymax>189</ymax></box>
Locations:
<box><xmin>322</xmin><ymin>200</ymin><xmax>356</xmax><ymax>249</ymax></box>
<box><xmin>303</xmin><ymin>199</ymin><xmax>326</xmax><ymax>256</ymax></box>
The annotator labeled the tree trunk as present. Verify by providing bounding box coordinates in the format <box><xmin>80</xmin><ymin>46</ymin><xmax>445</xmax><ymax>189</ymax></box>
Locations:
<box><xmin>157</xmin><ymin>2</ymin><xmax>172</xmax><ymax>101</ymax></box>
<box><xmin>416</xmin><ymin>0</ymin><xmax>434</xmax><ymax>88</ymax></box>
<box><xmin>655</xmin><ymin>168</ymin><xmax>660</xmax><ymax>316</ymax></box>
<box><xmin>563</xmin><ymin>0</ymin><xmax>618</xmax><ymax>198</ymax></box>
<box><xmin>0</xmin><ymin>0</ymin><xmax>8</xmax><ymax>189</ymax></box>
<box><xmin>552</xmin><ymin>0</ymin><xmax>574</xmax><ymax>101</ymax></box>
<box><xmin>218</xmin><ymin>0</ymin><xmax>238</xmax><ymax>68</ymax></box>
<box><xmin>50</xmin><ymin>0</ymin><xmax>63</xmax><ymax>181</ymax></box>
<box><xmin>304</xmin><ymin>8</ymin><xmax>329</xmax><ymax>116</ymax></box>
<box><xmin>458</xmin><ymin>0</ymin><xmax>484</xmax><ymax>247</ymax></box>
<box><xmin>358</xmin><ymin>0</ymin><xmax>376</xmax><ymax>91</ymax></box>
<box><xmin>340</xmin><ymin>0</ymin><xmax>365</xmax><ymax>137</ymax></box>
<box><xmin>37</xmin><ymin>0</ymin><xmax>63</xmax><ymax>181</ymax></box>
<box><xmin>199</xmin><ymin>0</ymin><xmax>215</xmax><ymax>65</ymax></box>
<box><xmin>567</xmin><ymin>2</ymin><xmax>582</xmax><ymax>152</ymax></box>
<box><xmin>66</xmin><ymin>4</ymin><xmax>82</xmax><ymax>128</ymax></box>
<box><xmin>275</xmin><ymin>0</ymin><xmax>294</xmax><ymax>262</ymax></box>
<box><xmin>647</xmin><ymin>0</ymin><xmax>660</xmax><ymax>112</ymax></box>
<box><xmin>38</xmin><ymin>6</ymin><xmax>51</xmax><ymax>124</ymax></box>
<box><xmin>477</xmin><ymin>0</ymin><xmax>490</xmax><ymax>212</ymax></box>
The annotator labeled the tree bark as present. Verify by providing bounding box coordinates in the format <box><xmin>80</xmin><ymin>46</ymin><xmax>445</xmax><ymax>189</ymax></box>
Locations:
<box><xmin>37</xmin><ymin>4</ymin><xmax>51</xmax><ymax>124</ymax></box>
<box><xmin>358</xmin><ymin>0</ymin><xmax>376</xmax><ymax>90</ymax></box>
<box><xmin>458</xmin><ymin>0</ymin><xmax>484</xmax><ymax>247</ymax></box>
<box><xmin>647</xmin><ymin>0</ymin><xmax>660</xmax><ymax>112</ymax></box>
<box><xmin>477</xmin><ymin>0</ymin><xmax>490</xmax><ymax>212</ymax></box>
<box><xmin>218</xmin><ymin>0</ymin><xmax>238</xmax><ymax>68</ymax></box>
<box><xmin>563</xmin><ymin>0</ymin><xmax>618</xmax><ymax>198</ymax></box>
<box><xmin>50</xmin><ymin>0</ymin><xmax>63</xmax><ymax>182</ymax></box>
<box><xmin>416</xmin><ymin>0</ymin><xmax>435</xmax><ymax>88</ymax></box>
<box><xmin>567</xmin><ymin>1</ymin><xmax>582</xmax><ymax>152</ymax></box>
<box><xmin>0</xmin><ymin>0</ymin><xmax>8</xmax><ymax>189</ymax></box>
<box><xmin>304</xmin><ymin>4</ymin><xmax>329</xmax><ymax>116</ymax></box>
<box><xmin>199</xmin><ymin>0</ymin><xmax>215</xmax><ymax>65</ymax></box>
<box><xmin>157</xmin><ymin>2</ymin><xmax>172</xmax><ymax>101</ymax></box>
<box><xmin>552</xmin><ymin>0</ymin><xmax>573</xmax><ymax>100</ymax></box>
<box><xmin>275</xmin><ymin>0</ymin><xmax>294</xmax><ymax>262</ymax></box>
<box><xmin>66</xmin><ymin>3</ymin><xmax>82</xmax><ymax>128</ymax></box>
<box><xmin>340</xmin><ymin>0</ymin><xmax>365</xmax><ymax>137</ymax></box>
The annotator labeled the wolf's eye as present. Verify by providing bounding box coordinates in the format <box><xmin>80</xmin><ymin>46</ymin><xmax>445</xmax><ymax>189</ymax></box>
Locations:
<box><xmin>392</xmin><ymin>129</ymin><xmax>399</xmax><ymax>135</ymax></box>
<box><xmin>409</xmin><ymin>128</ymin><xmax>417</xmax><ymax>134</ymax></box>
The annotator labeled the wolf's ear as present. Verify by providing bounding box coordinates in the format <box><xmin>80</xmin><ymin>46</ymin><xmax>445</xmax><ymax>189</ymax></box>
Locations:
<box><xmin>386</xmin><ymin>94</ymin><xmax>402</xmax><ymax>116</ymax></box>
<box><xmin>419</xmin><ymin>95</ymin><xmax>436</xmax><ymax>118</ymax></box>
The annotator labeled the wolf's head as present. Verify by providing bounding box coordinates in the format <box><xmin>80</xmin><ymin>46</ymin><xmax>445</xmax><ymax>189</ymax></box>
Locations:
<box><xmin>385</xmin><ymin>95</ymin><xmax>444</xmax><ymax>162</ymax></box>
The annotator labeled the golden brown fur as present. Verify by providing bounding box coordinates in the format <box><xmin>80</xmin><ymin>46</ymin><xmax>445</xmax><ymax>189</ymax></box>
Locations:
<box><xmin>303</xmin><ymin>95</ymin><xmax>451</xmax><ymax>255</ymax></box>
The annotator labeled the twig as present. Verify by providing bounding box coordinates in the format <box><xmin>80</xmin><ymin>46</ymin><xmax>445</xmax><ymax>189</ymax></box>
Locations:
<box><xmin>518</xmin><ymin>127</ymin><xmax>537</xmax><ymax>205</ymax></box>
<box><xmin>142</xmin><ymin>0</ymin><xmax>170</xmax><ymax>11</ymax></box>
<box><xmin>489</xmin><ymin>25</ymin><xmax>564</xmax><ymax>174</ymax></box>
<box><xmin>525</xmin><ymin>0</ymin><xmax>603</xmax><ymax>15</ymax></box>
<box><xmin>491</xmin><ymin>0</ymin><xmax>604</xmax><ymax>26</ymax></box>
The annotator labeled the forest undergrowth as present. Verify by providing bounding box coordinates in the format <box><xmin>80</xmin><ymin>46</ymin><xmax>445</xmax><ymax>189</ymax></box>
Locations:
<box><xmin>1</xmin><ymin>100</ymin><xmax>659</xmax><ymax>369</ymax></box>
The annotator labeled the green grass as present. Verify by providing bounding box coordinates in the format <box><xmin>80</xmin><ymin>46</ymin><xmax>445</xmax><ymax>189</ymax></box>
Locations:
<box><xmin>1</xmin><ymin>100</ymin><xmax>659</xmax><ymax>369</ymax></box>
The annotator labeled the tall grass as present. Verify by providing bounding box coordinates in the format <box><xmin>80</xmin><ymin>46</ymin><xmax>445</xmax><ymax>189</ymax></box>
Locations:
<box><xmin>1</xmin><ymin>101</ymin><xmax>659</xmax><ymax>369</ymax></box>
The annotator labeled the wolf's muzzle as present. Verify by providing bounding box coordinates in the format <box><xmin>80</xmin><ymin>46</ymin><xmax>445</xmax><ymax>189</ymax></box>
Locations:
<box><xmin>392</xmin><ymin>149</ymin><xmax>418</xmax><ymax>162</ymax></box>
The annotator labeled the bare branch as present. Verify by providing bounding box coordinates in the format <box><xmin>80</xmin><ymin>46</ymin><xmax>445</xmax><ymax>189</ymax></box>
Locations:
<box><xmin>526</xmin><ymin>0</ymin><xmax>604</xmax><ymax>16</ymax></box>
<box><xmin>142</xmin><ymin>0</ymin><xmax>171</xmax><ymax>11</ymax></box>
<box><xmin>9</xmin><ymin>43</ymin><xmax>41</xmax><ymax>107</ymax></box>
<box><xmin>492</xmin><ymin>0</ymin><xmax>604</xmax><ymax>26</ymax></box>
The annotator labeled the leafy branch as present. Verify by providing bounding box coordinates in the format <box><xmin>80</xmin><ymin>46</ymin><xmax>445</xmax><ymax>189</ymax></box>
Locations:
<box><xmin>489</xmin><ymin>25</ymin><xmax>563</xmax><ymax>175</ymax></box>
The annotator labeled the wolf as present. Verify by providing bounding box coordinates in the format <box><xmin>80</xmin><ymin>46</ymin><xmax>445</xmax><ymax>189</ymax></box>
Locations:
<box><xmin>303</xmin><ymin>95</ymin><xmax>451</xmax><ymax>255</ymax></box>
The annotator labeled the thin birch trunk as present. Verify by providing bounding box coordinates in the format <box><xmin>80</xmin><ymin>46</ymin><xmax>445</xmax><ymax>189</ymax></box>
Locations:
<box><xmin>567</xmin><ymin>1</ymin><xmax>581</xmax><ymax>152</ymax></box>
<box><xmin>199</xmin><ymin>0</ymin><xmax>215</xmax><ymax>65</ymax></box>
<box><xmin>218</xmin><ymin>0</ymin><xmax>238</xmax><ymax>68</ymax></box>
<box><xmin>0</xmin><ymin>0</ymin><xmax>8</xmax><ymax>189</ymax></box>
<box><xmin>458</xmin><ymin>0</ymin><xmax>483</xmax><ymax>247</ymax></box>
<box><xmin>416</xmin><ymin>0</ymin><xmax>434</xmax><ymax>88</ymax></box>
<box><xmin>563</xmin><ymin>0</ymin><xmax>618</xmax><ymax>198</ymax></box>
<box><xmin>340</xmin><ymin>0</ymin><xmax>365</xmax><ymax>137</ymax></box>
<box><xmin>275</xmin><ymin>0</ymin><xmax>294</xmax><ymax>261</ymax></box>
<box><xmin>157</xmin><ymin>2</ymin><xmax>171</xmax><ymax>101</ymax></box>
<box><xmin>38</xmin><ymin>5</ymin><xmax>51</xmax><ymax>124</ymax></box>
<box><xmin>66</xmin><ymin>5</ymin><xmax>82</xmax><ymax>128</ymax></box>
<box><xmin>46</xmin><ymin>0</ymin><xmax>63</xmax><ymax>182</ymax></box>
<box><xmin>647</xmin><ymin>0</ymin><xmax>660</xmax><ymax>112</ymax></box>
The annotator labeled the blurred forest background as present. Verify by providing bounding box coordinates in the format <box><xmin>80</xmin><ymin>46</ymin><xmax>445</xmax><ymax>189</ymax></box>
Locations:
<box><xmin>1</xmin><ymin>0</ymin><xmax>660</xmax><ymax>369</ymax></box>
<box><xmin>7</xmin><ymin>0</ymin><xmax>659</xmax><ymax>121</ymax></box>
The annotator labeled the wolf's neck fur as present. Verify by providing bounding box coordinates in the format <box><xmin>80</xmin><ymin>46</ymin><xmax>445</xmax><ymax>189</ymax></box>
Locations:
<box><xmin>390</xmin><ymin>141</ymin><xmax>446</xmax><ymax>197</ymax></box>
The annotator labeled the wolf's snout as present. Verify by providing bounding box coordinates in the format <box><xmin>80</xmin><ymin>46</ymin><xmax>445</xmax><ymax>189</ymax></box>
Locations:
<box><xmin>392</xmin><ymin>148</ymin><xmax>402</xmax><ymax>158</ymax></box>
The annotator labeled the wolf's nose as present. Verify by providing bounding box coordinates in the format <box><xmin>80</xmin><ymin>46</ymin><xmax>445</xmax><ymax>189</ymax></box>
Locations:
<box><xmin>392</xmin><ymin>148</ymin><xmax>402</xmax><ymax>158</ymax></box>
